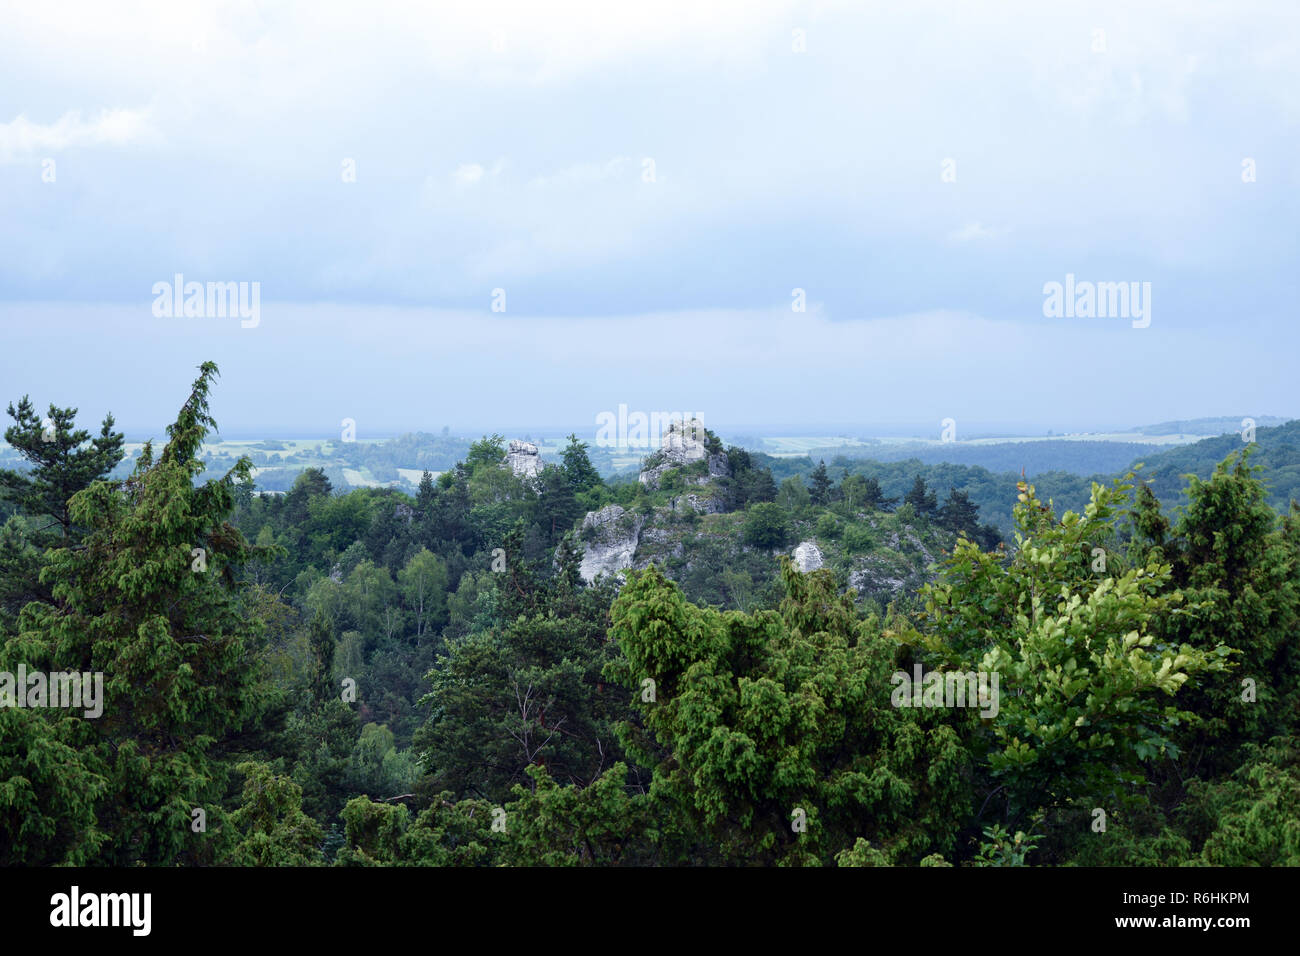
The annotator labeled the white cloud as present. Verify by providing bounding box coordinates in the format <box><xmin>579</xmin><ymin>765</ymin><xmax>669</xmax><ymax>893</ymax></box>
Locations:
<box><xmin>948</xmin><ymin>222</ymin><xmax>1008</xmax><ymax>242</ymax></box>
<box><xmin>451</xmin><ymin>159</ymin><xmax>506</xmax><ymax>188</ymax></box>
<box><xmin>1</xmin><ymin>0</ymin><xmax>1296</xmax><ymax>310</ymax></box>
<box><xmin>0</xmin><ymin>0</ymin><xmax>798</xmax><ymax>93</ymax></box>
<box><xmin>453</xmin><ymin>163</ymin><xmax>485</xmax><ymax>186</ymax></box>
<box><xmin>0</xmin><ymin>108</ymin><xmax>156</xmax><ymax>162</ymax></box>
<box><xmin>529</xmin><ymin>157</ymin><xmax>631</xmax><ymax>190</ymax></box>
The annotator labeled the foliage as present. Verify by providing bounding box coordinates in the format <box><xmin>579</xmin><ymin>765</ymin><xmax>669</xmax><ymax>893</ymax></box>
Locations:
<box><xmin>909</xmin><ymin>474</ymin><xmax>1228</xmax><ymax>825</ymax></box>
<box><xmin>742</xmin><ymin>502</ymin><xmax>791</xmax><ymax>549</ymax></box>
<box><xmin>3</xmin><ymin>363</ymin><xmax>1297</xmax><ymax>868</ymax></box>
<box><xmin>602</xmin><ymin>560</ymin><xmax>973</xmax><ymax>865</ymax></box>
<box><xmin>3</xmin><ymin>362</ymin><xmax>275</xmax><ymax>864</ymax></box>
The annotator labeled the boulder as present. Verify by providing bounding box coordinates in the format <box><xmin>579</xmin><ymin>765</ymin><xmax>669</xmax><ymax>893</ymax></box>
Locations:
<box><xmin>791</xmin><ymin>540</ymin><xmax>824</xmax><ymax>572</ymax></box>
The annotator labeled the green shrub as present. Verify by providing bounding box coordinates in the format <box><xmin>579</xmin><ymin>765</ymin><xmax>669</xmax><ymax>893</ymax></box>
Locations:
<box><xmin>842</xmin><ymin>523</ymin><xmax>873</xmax><ymax>554</ymax></box>
<box><xmin>743</xmin><ymin>502</ymin><xmax>790</xmax><ymax>549</ymax></box>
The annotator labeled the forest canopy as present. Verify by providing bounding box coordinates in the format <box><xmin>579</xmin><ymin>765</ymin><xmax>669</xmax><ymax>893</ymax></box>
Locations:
<box><xmin>1</xmin><ymin>364</ymin><xmax>1297</xmax><ymax>867</ymax></box>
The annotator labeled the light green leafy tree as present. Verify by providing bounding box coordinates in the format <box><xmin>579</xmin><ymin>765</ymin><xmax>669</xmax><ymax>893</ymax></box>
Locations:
<box><xmin>908</xmin><ymin>475</ymin><xmax>1229</xmax><ymax>827</ymax></box>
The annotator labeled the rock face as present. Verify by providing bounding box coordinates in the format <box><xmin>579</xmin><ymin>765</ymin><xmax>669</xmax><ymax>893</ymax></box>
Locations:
<box><xmin>661</xmin><ymin>417</ymin><xmax>708</xmax><ymax>462</ymax></box>
<box><xmin>505</xmin><ymin>440</ymin><xmax>541</xmax><ymax>478</ymax></box>
<box><xmin>671</xmin><ymin>492</ymin><xmax>726</xmax><ymax>515</ymax></box>
<box><xmin>637</xmin><ymin>526</ymin><xmax>684</xmax><ymax>561</ymax></box>
<box><xmin>849</xmin><ymin>566</ymin><xmax>907</xmax><ymax>597</ymax></box>
<box><xmin>578</xmin><ymin>504</ymin><xmax>644</xmax><ymax>583</ymax></box>
<box><xmin>639</xmin><ymin>418</ymin><xmax>731</xmax><ymax>491</ymax></box>
<box><xmin>791</xmin><ymin>540</ymin><xmax>824</xmax><ymax>573</ymax></box>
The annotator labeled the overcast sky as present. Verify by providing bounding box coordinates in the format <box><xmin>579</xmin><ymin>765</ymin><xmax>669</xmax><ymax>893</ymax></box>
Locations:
<box><xmin>1</xmin><ymin>0</ymin><xmax>1296</xmax><ymax>438</ymax></box>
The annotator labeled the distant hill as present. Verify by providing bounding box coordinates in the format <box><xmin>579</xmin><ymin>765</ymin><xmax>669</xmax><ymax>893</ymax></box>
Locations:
<box><xmin>758</xmin><ymin>420</ymin><xmax>1300</xmax><ymax>536</ymax></box>
<box><xmin>814</xmin><ymin>439</ymin><xmax>1162</xmax><ymax>478</ymax></box>
<box><xmin>747</xmin><ymin>454</ymin><xmax>1095</xmax><ymax>537</ymax></box>
<box><xmin>1126</xmin><ymin>415</ymin><xmax>1290</xmax><ymax>436</ymax></box>
<box><xmin>1126</xmin><ymin>419</ymin><xmax>1300</xmax><ymax>511</ymax></box>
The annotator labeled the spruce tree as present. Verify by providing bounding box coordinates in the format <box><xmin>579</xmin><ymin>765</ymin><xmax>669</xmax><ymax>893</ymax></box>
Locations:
<box><xmin>903</xmin><ymin>475</ymin><xmax>938</xmax><ymax>517</ymax></box>
<box><xmin>938</xmin><ymin>487</ymin><xmax>981</xmax><ymax>539</ymax></box>
<box><xmin>808</xmin><ymin>460</ymin><xmax>833</xmax><ymax>506</ymax></box>
<box><xmin>560</xmin><ymin>433</ymin><xmax>603</xmax><ymax>494</ymax></box>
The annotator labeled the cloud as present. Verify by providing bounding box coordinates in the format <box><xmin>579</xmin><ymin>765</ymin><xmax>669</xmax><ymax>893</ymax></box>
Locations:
<box><xmin>529</xmin><ymin>157</ymin><xmax>632</xmax><ymax>189</ymax></box>
<box><xmin>948</xmin><ymin>222</ymin><xmax>1008</xmax><ymax>242</ymax></box>
<box><xmin>0</xmin><ymin>108</ymin><xmax>156</xmax><ymax>162</ymax></box>
<box><xmin>0</xmin><ymin>0</ymin><xmax>798</xmax><ymax>93</ymax></box>
<box><xmin>0</xmin><ymin>0</ymin><xmax>1296</xmax><ymax>327</ymax></box>
<box><xmin>450</xmin><ymin>159</ymin><xmax>506</xmax><ymax>189</ymax></box>
<box><xmin>453</xmin><ymin>163</ymin><xmax>485</xmax><ymax>187</ymax></box>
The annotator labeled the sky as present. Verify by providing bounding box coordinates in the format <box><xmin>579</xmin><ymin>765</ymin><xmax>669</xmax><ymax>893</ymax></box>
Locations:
<box><xmin>0</xmin><ymin>0</ymin><xmax>1296</xmax><ymax>438</ymax></box>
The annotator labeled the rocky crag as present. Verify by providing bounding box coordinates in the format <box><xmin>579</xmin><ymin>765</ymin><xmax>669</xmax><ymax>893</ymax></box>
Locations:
<box><xmin>571</xmin><ymin>423</ymin><xmax>957</xmax><ymax>606</ymax></box>
<box><xmin>505</xmin><ymin>440</ymin><xmax>542</xmax><ymax>478</ymax></box>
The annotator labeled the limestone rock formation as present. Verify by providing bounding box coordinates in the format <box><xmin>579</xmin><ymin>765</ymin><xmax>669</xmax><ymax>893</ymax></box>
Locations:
<box><xmin>577</xmin><ymin>504</ymin><xmax>644</xmax><ymax>583</ymax></box>
<box><xmin>671</xmin><ymin>492</ymin><xmax>726</xmax><ymax>515</ymax></box>
<box><xmin>661</xmin><ymin>417</ymin><xmax>709</xmax><ymax>462</ymax></box>
<box><xmin>849</xmin><ymin>566</ymin><xmax>907</xmax><ymax>596</ymax></box>
<box><xmin>791</xmin><ymin>540</ymin><xmax>824</xmax><ymax>573</ymax></box>
<box><xmin>639</xmin><ymin>418</ymin><xmax>730</xmax><ymax>491</ymax></box>
<box><xmin>505</xmin><ymin>440</ymin><xmax>542</xmax><ymax>478</ymax></box>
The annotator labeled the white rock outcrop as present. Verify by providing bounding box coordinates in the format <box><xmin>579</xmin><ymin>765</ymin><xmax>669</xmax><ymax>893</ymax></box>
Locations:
<box><xmin>661</xmin><ymin>417</ymin><xmax>709</xmax><ymax>463</ymax></box>
<box><xmin>577</xmin><ymin>504</ymin><xmax>643</xmax><ymax>583</ymax></box>
<box><xmin>639</xmin><ymin>418</ymin><xmax>730</xmax><ymax>491</ymax></box>
<box><xmin>505</xmin><ymin>440</ymin><xmax>542</xmax><ymax>478</ymax></box>
<box><xmin>671</xmin><ymin>492</ymin><xmax>726</xmax><ymax>515</ymax></box>
<box><xmin>791</xmin><ymin>540</ymin><xmax>824</xmax><ymax>573</ymax></box>
<box><xmin>849</xmin><ymin>567</ymin><xmax>907</xmax><ymax>596</ymax></box>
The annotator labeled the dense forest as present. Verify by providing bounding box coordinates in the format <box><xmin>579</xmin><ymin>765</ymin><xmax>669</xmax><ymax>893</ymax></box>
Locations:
<box><xmin>2</xmin><ymin>363</ymin><xmax>1297</xmax><ymax>866</ymax></box>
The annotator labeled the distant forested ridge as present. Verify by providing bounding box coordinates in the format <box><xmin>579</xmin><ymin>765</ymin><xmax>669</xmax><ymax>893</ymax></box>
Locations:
<box><xmin>1130</xmin><ymin>419</ymin><xmax>1300</xmax><ymax>512</ymax></box>
<box><xmin>1127</xmin><ymin>415</ymin><xmax>1290</xmax><ymax>436</ymax></box>
<box><xmin>755</xmin><ymin>419</ymin><xmax>1300</xmax><ymax>536</ymax></box>
<box><xmin>802</xmin><ymin>438</ymin><xmax>1163</xmax><ymax>477</ymax></box>
<box><xmin>2</xmin><ymin>367</ymin><xmax>1298</xmax><ymax>867</ymax></box>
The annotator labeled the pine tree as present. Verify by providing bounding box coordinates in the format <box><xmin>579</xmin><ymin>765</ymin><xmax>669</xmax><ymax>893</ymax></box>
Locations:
<box><xmin>226</xmin><ymin>762</ymin><xmax>324</xmax><ymax>866</ymax></box>
<box><xmin>903</xmin><ymin>475</ymin><xmax>938</xmax><ymax>517</ymax></box>
<box><xmin>602</xmin><ymin>560</ymin><xmax>973</xmax><ymax>865</ymax></box>
<box><xmin>808</xmin><ymin>460</ymin><xmax>833</xmax><ymax>506</ymax></box>
<box><xmin>560</xmin><ymin>433</ymin><xmax>603</xmax><ymax>494</ymax></box>
<box><xmin>0</xmin><ymin>397</ymin><xmax>124</xmax><ymax>539</ymax></box>
<box><xmin>415</xmin><ymin>470</ymin><xmax>437</xmax><ymax>517</ymax></box>
<box><xmin>860</xmin><ymin>476</ymin><xmax>896</xmax><ymax>511</ymax></box>
<box><xmin>1159</xmin><ymin>450</ymin><xmax>1300</xmax><ymax>776</ymax></box>
<box><xmin>937</xmin><ymin>487</ymin><xmax>980</xmax><ymax>539</ymax></box>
